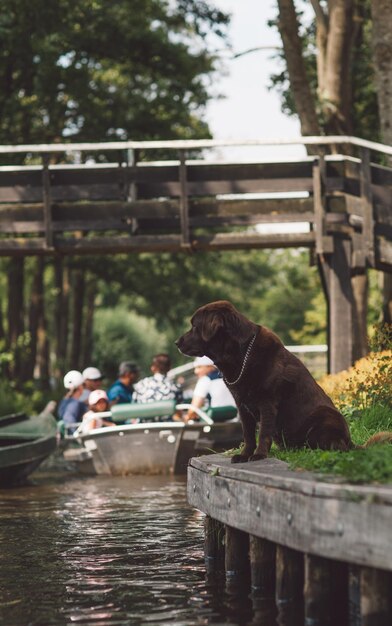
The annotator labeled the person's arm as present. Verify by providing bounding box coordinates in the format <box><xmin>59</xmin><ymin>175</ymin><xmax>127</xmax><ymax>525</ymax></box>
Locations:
<box><xmin>184</xmin><ymin>395</ymin><xmax>205</xmax><ymax>422</ymax></box>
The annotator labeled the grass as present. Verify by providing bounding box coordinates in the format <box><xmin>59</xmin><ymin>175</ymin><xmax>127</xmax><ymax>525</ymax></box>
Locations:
<box><xmin>272</xmin><ymin>405</ymin><xmax>392</xmax><ymax>484</ymax></box>
<box><xmin>228</xmin><ymin>405</ymin><xmax>392</xmax><ymax>484</ymax></box>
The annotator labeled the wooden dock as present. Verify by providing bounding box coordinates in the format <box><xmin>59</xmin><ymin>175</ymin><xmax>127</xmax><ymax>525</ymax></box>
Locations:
<box><xmin>188</xmin><ymin>453</ymin><xmax>392</xmax><ymax>626</ymax></box>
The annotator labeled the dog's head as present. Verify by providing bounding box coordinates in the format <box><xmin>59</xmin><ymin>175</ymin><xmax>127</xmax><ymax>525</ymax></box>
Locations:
<box><xmin>175</xmin><ymin>300</ymin><xmax>256</xmax><ymax>360</ymax></box>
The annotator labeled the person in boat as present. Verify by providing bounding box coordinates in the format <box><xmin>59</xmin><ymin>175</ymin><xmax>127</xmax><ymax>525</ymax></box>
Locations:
<box><xmin>80</xmin><ymin>366</ymin><xmax>104</xmax><ymax>403</ymax></box>
<box><xmin>58</xmin><ymin>370</ymin><xmax>87</xmax><ymax>433</ymax></box>
<box><xmin>184</xmin><ymin>356</ymin><xmax>236</xmax><ymax>422</ymax></box>
<box><xmin>133</xmin><ymin>353</ymin><xmax>182</xmax><ymax>403</ymax></box>
<box><xmin>107</xmin><ymin>361</ymin><xmax>140</xmax><ymax>407</ymax></box>
<box><xmin>80</xmin><ymin>389</ymin><xmax>113</xmax><ymax>433</ymax></box>
<box><xmin>132</xmin><ymin>354</ymin><xmax>183</xmax><ymax>420</ymax></box>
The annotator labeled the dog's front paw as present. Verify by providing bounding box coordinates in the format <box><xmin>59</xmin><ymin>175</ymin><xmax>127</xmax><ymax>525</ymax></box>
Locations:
<box><xmin>249</xmin><ymin>453</ymin><xmax>267</xmax><ymax>462</ymax></box>
<box><xmin>231</xmin><ymin>454</ymin><xmax>249</xmax><ymax>464</ymax></box>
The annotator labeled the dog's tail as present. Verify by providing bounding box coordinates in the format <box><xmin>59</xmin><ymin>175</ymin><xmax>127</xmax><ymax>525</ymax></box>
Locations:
<box><xmin>356</xmin><ymin>431</ymin><xmax>392</xmax><ymax>449</ymax></box>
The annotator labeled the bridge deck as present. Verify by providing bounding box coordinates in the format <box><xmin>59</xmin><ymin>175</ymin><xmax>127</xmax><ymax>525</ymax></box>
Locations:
<box><xmin>0</xmin><ymin>150</ymin><xmax>390</xmax><ymax>271</ymax></box>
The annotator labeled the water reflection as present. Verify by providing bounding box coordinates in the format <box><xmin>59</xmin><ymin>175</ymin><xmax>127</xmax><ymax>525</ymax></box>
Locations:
<box><xmin>1</xmin><ymin>470</ymin><xmax>279</xmax><ymax>626</ymax></box>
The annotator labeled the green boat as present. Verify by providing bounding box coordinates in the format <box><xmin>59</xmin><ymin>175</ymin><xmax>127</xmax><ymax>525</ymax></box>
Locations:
<box><xmin>0</xmin><ymin>412</ymin><xmax>57</xmax><ymax>487</ymax></box>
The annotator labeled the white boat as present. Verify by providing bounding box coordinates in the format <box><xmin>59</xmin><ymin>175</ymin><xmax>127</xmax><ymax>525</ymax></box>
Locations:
<box><xmin>63</xmin><ymin>401</ymin><xmax>242</xmax><ymax>476</ymax></box>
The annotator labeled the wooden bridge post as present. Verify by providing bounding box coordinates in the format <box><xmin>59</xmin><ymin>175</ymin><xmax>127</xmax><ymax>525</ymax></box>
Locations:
<box><xmin>326</xmin><ymin>236</ymin><xmax>355</xmax><ymax>373</ymax></box>
<box><xmin>304</xmin><ymin>554</ymin><xmax>348</xmax><ymax>625</ymax></box>
<box><xmin>275</xmin><ymin>545</ymin><xmax>304</xmax><ymax>625</ymax></box>
<box><xmin>42</xmin><ymin>154</ymin><xmax>53</xmax><ymax>249</ymax></box>
<box><xmin>178</xmin><ymin>150</ymin><xmax>190</xmax><ymax>248</ymax></box>
<box><xmin>204</xmin><ymin>515</ymin><xmax>225</xmax><ymax>573</ymax></box>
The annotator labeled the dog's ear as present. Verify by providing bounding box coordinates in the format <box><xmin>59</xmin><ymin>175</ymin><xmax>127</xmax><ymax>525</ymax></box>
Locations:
<box><xmin>200</xmin><ymin>311</ymin><xmax>223</xmax><ymax>341</ymax></box>
<box><xmin>224</xmin><ymin>310</ymin><xmax>255</xmax><ymax>344</ymax></box>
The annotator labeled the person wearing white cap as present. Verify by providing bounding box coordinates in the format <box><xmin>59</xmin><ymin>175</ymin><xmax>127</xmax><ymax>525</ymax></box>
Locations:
<box><xmin>80</xmin><ymin>389</ymin><xmax>113</xmax><ymax>433</ymax></box>
<box><xmin>184</xmin><ymin>356</ymin><xmax>236</xmax><ymax>422</ymax></box>
<box><xmin>80</xmin><ymin>366</ymin><xmax>104</xmax><ymax>403</ymax></box>
<box><xmin>57</xmin><ymin>370</ymin><xmax>87</xmax><ymax>432</ymax></box>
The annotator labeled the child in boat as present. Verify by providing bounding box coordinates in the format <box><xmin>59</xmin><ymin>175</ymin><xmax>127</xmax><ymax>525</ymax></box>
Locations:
<box><xmin>81</xmin><ymin>390</ymin><xmax>113</xmax><ymax>433</ymax></box>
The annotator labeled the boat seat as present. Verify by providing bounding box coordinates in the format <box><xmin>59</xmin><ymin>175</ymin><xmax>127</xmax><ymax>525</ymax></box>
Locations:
<box><xmin>205</xmin><ymin>405</ymin><xmax>238</xmax><ymax>422</ymax></box>
<box><xmin>110</xmin><ymin>401</ymin><xmax>237</xmax><ymax>424</ymax></box>
<box><xmin>110</xmin><ymin>400</ymin><xmax>178</xmax><ymax>423</ymax></box>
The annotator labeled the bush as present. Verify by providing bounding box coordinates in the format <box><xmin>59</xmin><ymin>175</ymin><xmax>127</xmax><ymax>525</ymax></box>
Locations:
<box><xmin>318</xmin><ymin>324</ymin><xmax>392</xmax><ymax>411</ymax></box>
<box><xmin>0</xmin><ymin>380</ymin><xmax>60</xmax><ymax>417</ymax></box>
<box><xmin>92</xmin><ymin>307</ymin><xmax>167</xmax><ymax>382</ymax></box>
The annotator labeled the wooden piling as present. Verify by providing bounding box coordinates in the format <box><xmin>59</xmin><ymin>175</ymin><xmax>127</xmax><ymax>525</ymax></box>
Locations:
<box><xmin>348</xmin><ymin>565</ymin><xmax>361</xmax><ymax>626</ymax></box>
<box><xmin>188</xmin><ymin>454</ymin><xmax>392</xmax><ymax>626</ymax></box>
<box><xmin>204</xmin><ymin>515</ymin><xmax>225</xmax><ymax>573</ymax></box>
<box><xmin>304</xmin><ymin>554</ymin><xmax>348</xmax><ymax>626</ymax></box>
<box><xmin>276</xmin><ymin>545</ymin><xmax>304</xmax><ymax>625</ymax></box>
<box><xmin>360</xmin><ymin>566</ymin><xmax>392</xmax><ymax>626</ymax></box>
<box><xmin>225</xmin><ymin>525</ymin><xmax>250</xmax><ymax>582</ymax></box>
<box><xmin>249</xmin><ymin>535</ymin><xmax>276</xmax><ymax>597</ymax></box>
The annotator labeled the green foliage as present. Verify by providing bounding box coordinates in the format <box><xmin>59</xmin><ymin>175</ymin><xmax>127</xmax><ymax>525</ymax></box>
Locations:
<box><xmin>0</xmin><ymin>379</ymin><xmax>61</xmax><ymax>416</ymax></box>
<box><xmin>91</xmin><ymin>307</ymin><xmax>167</xmax><ymax>381</ymax></box>
<box><xmin>273</xmin><ymin>405</ymin><xmax>392</xmax><ymax>484</ymax></box>
<box><xmin>0</xmin><ymin>0</ymin><xmax>229</xmax><ymax>159</ymax></box>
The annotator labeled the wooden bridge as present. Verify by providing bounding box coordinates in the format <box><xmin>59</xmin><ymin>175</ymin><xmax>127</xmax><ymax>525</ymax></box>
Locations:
<box><xmin>0</xmin><ymin>136</ymin><xmax>391</xmax><ymax>372</ymax></box>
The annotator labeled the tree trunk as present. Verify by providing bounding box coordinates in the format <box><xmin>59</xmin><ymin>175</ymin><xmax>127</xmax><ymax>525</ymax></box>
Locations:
<box><xmin>70</xmin><ymin>268</ymin><xmax>85</xmax><ymax>369</ymax></box>
<box><xmin>371</xmin><ymin>0</ymin><xmax>392</xmax><ymax>322</ymax></box>
<box><xmin>7</xmin><ymin>257</ymin><xmax>25</xmax><ymax>381</ymax></box>
<box><xmin>54</xmin><ymin>257</ymin><xmax>70</xmax><ymax>376</ymax></box>
<box><xmin>82</xmin><ymin>276</ymin><xmax>97</xmax><ymax>368</ymax></box>
<box><xmin>277</xmin><ymin>0</ymin><xmax>321</xmax><ymax>136</ymax></box>
<box><xmin>21</xmin><ymin>257</ymin><xmax>44</xmax><ymax>382</ymax></box>
<box><xmin>37</xmin><ymin>308</ymin><xmax>50</xmax><ymax>389</ymax></box>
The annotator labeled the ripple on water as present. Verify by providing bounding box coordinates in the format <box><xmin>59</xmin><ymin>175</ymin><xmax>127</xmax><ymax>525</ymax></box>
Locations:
<box><xmin>0</xmin><ymin>471</ymin><xmax>263</xmax><ymax>625</ymax></box>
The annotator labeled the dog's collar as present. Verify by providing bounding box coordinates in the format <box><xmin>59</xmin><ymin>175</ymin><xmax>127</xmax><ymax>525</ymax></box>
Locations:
<box><xmin>223</xmin><ymin>333</ymin><xmax>257</xmax><ymax>386</ymax></box>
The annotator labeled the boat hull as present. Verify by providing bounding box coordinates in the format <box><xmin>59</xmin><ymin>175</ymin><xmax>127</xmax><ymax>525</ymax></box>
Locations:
<box><xmin>0</xmin><ymin>413</ymin><xmax>58</xmax><ymax>486</ymax></box>
<box><xmin>0</xmin><ymin>435</ymin><xmax>57</xmax><ymax>486</ymax></box>
<box><xmin>68</xmin><ymin>421</ymin><xmax>243</xmax><ymax>476</ymax></box>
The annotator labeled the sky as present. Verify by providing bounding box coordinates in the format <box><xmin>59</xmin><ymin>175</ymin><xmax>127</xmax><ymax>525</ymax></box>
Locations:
<box><xmin>205</xmin><ymin>0</ymin><xmax>304</xmax><ymax>161</ymax></box>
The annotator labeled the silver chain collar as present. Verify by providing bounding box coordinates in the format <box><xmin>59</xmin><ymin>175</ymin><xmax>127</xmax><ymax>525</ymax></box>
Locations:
<box><xmin>223</xmin><ymin>333</ymin><xmax>257</xmax><ymax>386</ymax></box>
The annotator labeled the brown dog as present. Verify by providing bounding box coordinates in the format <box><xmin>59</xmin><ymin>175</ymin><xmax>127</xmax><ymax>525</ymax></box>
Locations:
<box><xmin>176</xmin><ymin>300</ymin><xmax>355</xmax><ymax>462</ymax></box>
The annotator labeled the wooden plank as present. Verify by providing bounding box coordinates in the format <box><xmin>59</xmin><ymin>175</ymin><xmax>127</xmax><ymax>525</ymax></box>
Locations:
<box><xmin>193</xmin><ymin>231</ymin><xmax>316</xmax><ymax>251</ymax></box>
<box><xmin>0</xmin><ymin>238</ymin><xmax>47</xmax><ymax>255</ymax></box>
<box><xmin>189</xmin><ymin>455</ymin><xmax>392</xmax><ymax>507</ymax></box>
<box><xmin>187</xmin><ymin>456</ymin><xmax>392</xmax><ymax>570</ymax></box>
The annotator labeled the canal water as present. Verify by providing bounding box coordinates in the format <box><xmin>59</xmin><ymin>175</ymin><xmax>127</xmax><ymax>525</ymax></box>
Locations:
<box><xmin>0</xmin><ymin>467</ymin><xmax>271</xmax><ymax>626</ymax></box>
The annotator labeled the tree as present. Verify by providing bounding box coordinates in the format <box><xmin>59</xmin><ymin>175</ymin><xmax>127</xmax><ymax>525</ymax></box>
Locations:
<box><xmin>371</xmin><ymin>0</ymin><xmax>392</xmax><ymax>323</ymax></box>
<box><xmin>0</xmin><ymin>0</ymin><xmax>230</xmax><ymax>385</ymax></box>
<box><xmin>273</xmin><ymin>0</ymin><xmax>388</xmax><ymax>362</ymax></box>
<box><xmin>0</xmin><ymin>0</ymin><xmax>229</xmax><ymax>156</ymax></box>
<box><xmin>274</xmin><ymin>0</ymin><xmax>378</xmax><ymax>140</ymax></box>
